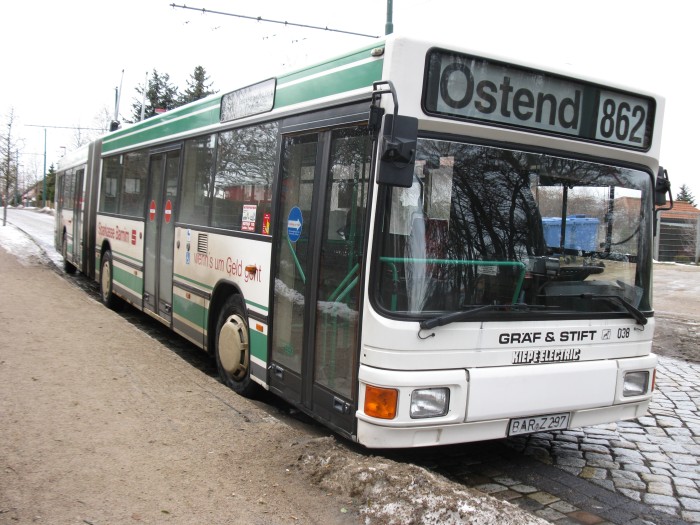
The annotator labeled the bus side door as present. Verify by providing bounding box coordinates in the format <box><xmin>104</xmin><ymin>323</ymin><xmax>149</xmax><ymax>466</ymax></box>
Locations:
<box><xmin>144</xmin><ymin>147</ymin><xmax>181</xmax><ymax>324</ymax></box>
<box><xmin>269</xmin><ymin>111</ymin><xmax>371</xmax><ymax>438</ymax></box>
<box><xmin>72</xmin><ymin>168</ymin><xmax>84</xmax><ymax>268</ymax></box>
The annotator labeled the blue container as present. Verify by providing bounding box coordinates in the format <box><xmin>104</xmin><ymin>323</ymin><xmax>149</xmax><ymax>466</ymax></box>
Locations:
<box><xmin>542</xmin><ymin>215</ymin><xmax>600</xmax><ymax>252</ymax></box>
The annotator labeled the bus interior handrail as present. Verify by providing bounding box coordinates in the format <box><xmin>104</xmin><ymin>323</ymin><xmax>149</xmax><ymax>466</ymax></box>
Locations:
<box><xmin>379</xmin><ymin>257</ymin><xmax>527</xmax><ymax>305</ymax></box>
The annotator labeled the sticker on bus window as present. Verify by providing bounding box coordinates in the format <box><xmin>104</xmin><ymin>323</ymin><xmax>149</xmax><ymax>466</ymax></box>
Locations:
<box><xmin>287</xmin><ymin>206</ymin><xmax>303</xmax><ymax>242</ymax></box>
<box><xmin>242</xmin><ymin>205</ymin><xmax>257</xmax><ymax>232</ymax></box>
<box><xmin>263</xmin><ymin>213</ymin><xmax>271</xmax><ymax>235</ymax></box>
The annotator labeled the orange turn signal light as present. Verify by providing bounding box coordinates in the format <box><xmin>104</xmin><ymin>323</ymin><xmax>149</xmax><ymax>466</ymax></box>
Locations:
<box><xmin>364</xmin><ymin>385</ymin><xmax>398</xmax><ymax>420</ymax></box>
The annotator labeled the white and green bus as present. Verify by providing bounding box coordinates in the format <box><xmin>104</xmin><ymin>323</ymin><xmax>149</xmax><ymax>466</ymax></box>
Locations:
<box><xmin>55</xmin><ymin>36</ymin><xmax>673</xmax><ymax>448</ymax></box>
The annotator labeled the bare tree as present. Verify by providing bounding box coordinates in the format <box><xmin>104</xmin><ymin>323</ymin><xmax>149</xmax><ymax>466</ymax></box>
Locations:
<box><xmin>1</xmin><ymin>108</ymin><xmax>19</xmax><ymax>226</ymax></box>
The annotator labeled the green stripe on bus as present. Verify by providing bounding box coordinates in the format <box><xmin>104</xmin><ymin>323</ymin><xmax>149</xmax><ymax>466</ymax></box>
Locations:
<box><xmin>173</xmin><ymin>294</ymin><xmax>206</xmax><ymax>330</ymax></box>
<box><xmin>112</xmin><ymin>248</ymin><xmax>143</xmax><ymax>265</ymax></box>
<box><xmin>174</xmin><ymin>274</ymin><xmax>268</xmax><ymax>313</ymax></box>
<box><xmin>113</xmin><ymin>265</ymin><xmax>143</xmax><ymax>295</ymax></box>
<box><xmin>249</xmin><ymin>329</ymin><xmax>267</xmax><ymax>362</ymax></box>
<box><xmin>274</xmin><ymin>59</ymin><xmax>383</xmax><ymax>109</ymax></box>
<box><xmin>245</xmin><ymin>299</ymin><xmax>268</xmax><ymax>312</ymax></box>
<box><xmin>174</xmin><ymin>273</ymin><xmax>214</xmax><ymax>292</ymax></box>
<box><xmin>100</xmin><ymin>50</ymin><xmax>382</xmax><ymax>154</ymax></box>
<box><xmin>276</xmin><ymin>44</ymin><xmax>383</xmax><ymax>86</ymax></box>
<box><xmin>104</xmin><ymin>97</ymin><xmax>220</xmax><ymax>143</ymax></box>
<box><xmin>102</xmin><ymin>104</ymin><xmax>220</xmax><ymax>153</ymax></box>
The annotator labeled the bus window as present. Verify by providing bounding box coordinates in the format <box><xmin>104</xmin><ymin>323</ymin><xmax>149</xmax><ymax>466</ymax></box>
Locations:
<box><xmin>99</xmin><ymin>156</ymin><xmax>122</xmax><ymax>214</ymax></box>
<box><xmin>375</xmin><ymin>140</ymin><xmax>651</xmax><ymax>315</ymax></box>
<box><xmin>120</xmin><ymin>151</ymin><xmax>148</xmax><ymax>217</ymax></box>
<box><xmin>62</xmin><ymin>169</ymin><xmax>75</xmax><ymax>211</ymax></box>
<box><xmin>180</xmin><ymin>135</ymin><xmax>216</xmax><ymax>226</ymax></box>
<box><xmin>212</xmin><ymin>122</ymin><xmax>278</xmax><ymax>233</ymax></box>
<box><xmin>314</xmin><ymin>127</ymin><xmax>371</xmax><ymax>398</ymax></box>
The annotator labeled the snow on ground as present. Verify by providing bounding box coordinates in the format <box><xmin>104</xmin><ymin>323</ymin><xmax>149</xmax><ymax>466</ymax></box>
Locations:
<box><xmin>0</xmin><ymin>207</ymin><xmax>62</xmax><ymax>268</ymax></box>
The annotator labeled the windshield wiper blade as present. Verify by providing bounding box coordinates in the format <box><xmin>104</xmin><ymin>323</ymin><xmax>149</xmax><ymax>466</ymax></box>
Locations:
<box><xmin>586</xmin><ymin>294</ymin><xmax>647</xmax><ymax>326</ymax></box>
<box><xmin>556</xmin><ymin>294</ymin><xmax>648</xmax><ymax>326</ymax></box>
<box><xmin>420</xmin><ymin>304</ymin><xmax>553</xmax><ymax>330</ymax></box>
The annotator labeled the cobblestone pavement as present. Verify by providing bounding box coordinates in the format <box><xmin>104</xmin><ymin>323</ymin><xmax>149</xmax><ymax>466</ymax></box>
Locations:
<box><xmin>407</xmin><ymin>356</ymin><xmax>699</xmax><ymax>524</ymax></box>
<box><xmin>510</xmin><ymin>356</ymin><xmax>700</xmax><ymax>523</ymax></box>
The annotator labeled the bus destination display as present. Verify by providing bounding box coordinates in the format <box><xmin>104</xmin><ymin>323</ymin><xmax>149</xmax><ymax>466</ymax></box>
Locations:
<box><xmin>424</xmin><ymin>50</ymin><xmax>654</xmax><ymax>150</ymax></box>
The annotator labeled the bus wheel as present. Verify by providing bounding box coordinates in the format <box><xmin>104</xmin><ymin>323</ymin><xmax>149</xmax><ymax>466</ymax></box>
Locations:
<box><xmin>62</xmin><ymin>234</ymin><xmax>76</xmax><ymax>274</ymax></box>
<box><xmin>215</xmin><ymin>295</ymin><xmax>259</xmax><ymax>398</ymax></box>
<box><xmin>100</xmin><ymin>251</ymin><xmax>120</xmax><ymax>310</ymax></box>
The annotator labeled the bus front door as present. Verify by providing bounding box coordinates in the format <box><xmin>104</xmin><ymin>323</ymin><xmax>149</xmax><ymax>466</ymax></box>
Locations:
<box><xmin>270</xmin><ymin>125</ymin><xmax>371</xmax><ymax>437</ymax></box>
<box><xmin>144</xmin><ymin>148</ymin><xmax>180</xmax><ymax>324</ymax></box>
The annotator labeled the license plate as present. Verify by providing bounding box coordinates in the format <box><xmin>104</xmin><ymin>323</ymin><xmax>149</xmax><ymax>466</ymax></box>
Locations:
<box><xmin>508</xmin><ymin>412</ymin><xmax>570</xmax><ymax>436</ymax></box>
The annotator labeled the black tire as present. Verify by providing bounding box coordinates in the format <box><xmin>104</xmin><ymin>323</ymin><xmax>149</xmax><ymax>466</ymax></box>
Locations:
<box><xmin>215</xmin><ymin>295</ymin><xmax>259</xmax><ymax>398</ymax></box>
<box><xmin>99</xmin><ymin>250</ymin><xmax>120</xmax><ymax>310</ymax></box>
<box><xmin>62</xmin><ymin>234</ymin><xmax>76</xmax><ymax>274</ymax></box>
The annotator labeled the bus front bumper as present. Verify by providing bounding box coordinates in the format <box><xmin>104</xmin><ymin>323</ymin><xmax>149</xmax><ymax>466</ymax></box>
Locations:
<box><xmin>355</xmin><ymin>355</ymin><xmax>656</xmax><ymax>449</ymax></box>
<box><xmin>356</xmin><ymin>400</ymin><xmax>651</xmax><ymax>448</ymax></box>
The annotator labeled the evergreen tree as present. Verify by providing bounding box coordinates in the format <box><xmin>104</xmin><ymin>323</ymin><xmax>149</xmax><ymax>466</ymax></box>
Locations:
<box><xmin>675</xmin><ymin>184</ymin><xmax>696</xmax><ymax>207</ymax></box>
<box><xmin>131</xmin><ymin>69</ymin><xmax>180</xmax><ymax>122</ymax></box>
<box><xmin>42</xmin><ymin>164</ymin><xmax>57</xmax><ymax>205</ymax></box>
<box><xmin>179</xmin><ymin>66</ymin><xmax>217</xmax><ymax>105</ymax></box>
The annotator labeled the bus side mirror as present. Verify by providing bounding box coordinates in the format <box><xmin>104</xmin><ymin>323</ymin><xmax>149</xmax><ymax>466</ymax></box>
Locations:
<box><xmin>377</xmin><ymin>114</ymin><xmax>418</xmax><ymax>188</ymax></box>
<box><xmin>655</xmin><ymin>167</ymin><xmax>672</xmax><ymax>209</ymax></box>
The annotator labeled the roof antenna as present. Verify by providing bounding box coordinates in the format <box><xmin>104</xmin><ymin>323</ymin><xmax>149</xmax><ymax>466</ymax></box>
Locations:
<box><xmin>111</xmin><ymin>69</ymin><xmax>124</xmax><ymax>132</ymax></box>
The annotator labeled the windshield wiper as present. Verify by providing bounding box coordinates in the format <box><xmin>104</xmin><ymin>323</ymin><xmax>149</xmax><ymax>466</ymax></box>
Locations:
<box><xmin>420</xmin><ymin>304</ymin><xmax>554</xmax><ymax>330</ymax></box>
<box><xmin>557</xmin><ymin>294</ymin><xmax>648</xmax><ymax>326</ymax></box>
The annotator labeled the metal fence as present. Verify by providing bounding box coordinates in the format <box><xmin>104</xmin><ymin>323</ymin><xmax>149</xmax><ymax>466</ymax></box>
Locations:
<box><xmin>655</xmin><ymin>214</ymin><xmax>700</xmax><ymax>264</ymax></box>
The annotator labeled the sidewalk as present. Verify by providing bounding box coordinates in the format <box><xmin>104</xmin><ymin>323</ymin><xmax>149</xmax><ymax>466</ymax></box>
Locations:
<box><xmin>0</xmin><ymin>230</ymin><xmax>545</xmax><ymax>525</ymax></box>
<box><xmin>0</xmin><ymin>244</ymin><xmax>360</xmax><ymax>524</ymax></box>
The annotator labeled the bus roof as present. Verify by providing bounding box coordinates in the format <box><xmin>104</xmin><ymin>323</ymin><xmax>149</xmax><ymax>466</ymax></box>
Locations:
<box><xmin>102</xmin><ymin>39</ymin><xmax>385</xmax><ymax>155</ymax></box>
<box><xmin>96</xmin><ymin>35</ymin><xmax>662</xmax><ymax>158</ymax></box>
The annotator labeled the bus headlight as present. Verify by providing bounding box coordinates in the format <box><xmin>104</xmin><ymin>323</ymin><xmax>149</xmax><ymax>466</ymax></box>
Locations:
<box><xmin>623</xmin><ymin>371</ymin><xmax>649</xmax><ymax>397</ymax></box>
<box><xmin>410</xmin><ymin>388</ymin><xmax>450</xmax><ymax>418</ymax></box>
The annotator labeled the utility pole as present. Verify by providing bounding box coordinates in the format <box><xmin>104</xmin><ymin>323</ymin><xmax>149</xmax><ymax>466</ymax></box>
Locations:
<box><xmin>385</xmin><ymin>0</ymin><xmax>393</xmax><ymax>35</ymax></box>
<box><xmin>14</xmin><ymin>150</ymin><xmax>19</xmax><ymax>205</ymax></box>
<box><xmin>42</xmin><ymin>128</ymin><xmax>47</xmax><ymax>208</ymax></box>
<box><xmin>24</xmin><ymin>123</ymin><xmax>106</xmax><ymax>209</ymax></box>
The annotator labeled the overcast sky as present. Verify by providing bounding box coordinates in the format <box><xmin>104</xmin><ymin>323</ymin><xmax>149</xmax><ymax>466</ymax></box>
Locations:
<box><xmin>1</xmin><ymin>0</ymin><xmax>697</xmax><ymax>199</ymax></box>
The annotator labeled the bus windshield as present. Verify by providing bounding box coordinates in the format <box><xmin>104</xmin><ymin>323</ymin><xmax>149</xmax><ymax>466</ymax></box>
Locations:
<box><xmin>374</xmin><ymin>139</ymin><xmax>654</xmax><ymax>320</ymax></box>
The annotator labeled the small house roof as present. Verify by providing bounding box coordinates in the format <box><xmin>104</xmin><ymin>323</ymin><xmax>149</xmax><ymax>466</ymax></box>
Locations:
<box><xmin>658</xmin><ymin>200</ymin><xmax>700</xmax><ymax>219</ymax></box>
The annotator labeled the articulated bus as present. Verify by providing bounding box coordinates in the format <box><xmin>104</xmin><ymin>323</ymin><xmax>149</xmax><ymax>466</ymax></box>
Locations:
<box><xmin>55</xmin><ymin>36</ymin><xmax>673</xmax><ymax>448</ymax></box>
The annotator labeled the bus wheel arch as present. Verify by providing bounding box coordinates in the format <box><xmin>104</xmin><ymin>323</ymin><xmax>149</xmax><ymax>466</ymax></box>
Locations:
<box><xmin>212</xmin><ymin>286</ymin><xmax>259</xmax><ymax>398</ymax></box>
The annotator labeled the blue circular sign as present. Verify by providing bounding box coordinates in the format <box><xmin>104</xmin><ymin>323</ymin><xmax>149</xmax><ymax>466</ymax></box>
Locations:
<box><xmin>287</xmin><ymin>206</ymin><xmax>303</xmax><ymax>242</ymax></box>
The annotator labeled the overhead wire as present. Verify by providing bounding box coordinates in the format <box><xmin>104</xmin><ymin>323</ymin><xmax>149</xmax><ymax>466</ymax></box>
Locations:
<box><xmin>169</xmin><ymin>3</ymin><xmax>380</xmax><ymax>39</ymax></box>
